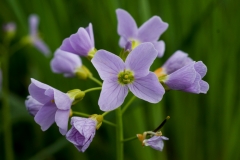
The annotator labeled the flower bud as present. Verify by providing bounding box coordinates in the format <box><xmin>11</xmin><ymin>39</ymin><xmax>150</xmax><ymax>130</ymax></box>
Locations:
<box><xmin>67</xmin><ymin>89</ymin><xmax>85</xmax><ymax>105</ymax></box>
<box><xmin>75</xmin><ymin>65</ymin><xmax>92</xmax><ymax>80</ymax></box>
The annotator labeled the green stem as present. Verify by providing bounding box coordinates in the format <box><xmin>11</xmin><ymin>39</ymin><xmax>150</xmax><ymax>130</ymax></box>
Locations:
<box><xmin>9</xmin><ymin>41</ymin><xmax>26</xmax><ymax>55</ymax></box>
<box><xmin>72</xmin><ymin>111</ymin><xmax>116</xmax><ymax>127</ymax></box>
<box><xmin>2</xmin><ymin>48</ymin><xmax>14</xmax><ymax>160</ymax></box>
<box><xmin>102</xmin><ymin>111</ymin><xmax>111</xmax><ymax>117</ymax></box>
<box><xmin>83</xmin><ymin>87</ymin><xmax>102</xmax><ymax>93</ymax></box>
<box><xmin>88</xmin><ymin>76</ymin><xmax>102</xmax><ymax>86</ymax></box>
<box><xmin>121</xmin><ymin>96</ymin><xmax>136</xmax><ymax>114</ymax></box>
<box><xmin>122</xmin><ymin>136</ymin><xmax>137</xmax><ymax>143</ymax></box>
<box><xmin>116</xmin><ymin>107</ymin><xmax>124</xmax><ymax>160</ymax></box>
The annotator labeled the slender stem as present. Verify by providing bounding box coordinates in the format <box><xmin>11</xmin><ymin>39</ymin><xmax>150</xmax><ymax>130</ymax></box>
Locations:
<box><xmin>88</xmin><ymin>76</ymin><xmax>102</xmax><ymax>86</ymax></box>
<box><xmin>72</xmin><ymin>111</ymin><xmax>116</xmax><ymax>127</ymax></box>
<box><xmin>2</xmin><ymin>47</ymin><xmax>14</xmax><ymax>160</ymax></box>
<box><xmin>102</xmin><ymin>111</ymin><xmax>111</xmax><ymax>117</ymax></box>
<box><xmin>122</xmin><ymin>136</ymin><xmax>137</xmax><ymax>143</ymax></box>
<box><xmin>121</xmin><ymin>96</ymin><xmax>136</xmax><ymax>114</ymax></box>
<box><xmin>83</xmin><ymin>87</ymin><xmax>102</xmax><ymax>93</ymax></box>
<box><xmin>116</xmin><ymin>107</ymin><xmax>124</xmax><ymax>160</ymax></box>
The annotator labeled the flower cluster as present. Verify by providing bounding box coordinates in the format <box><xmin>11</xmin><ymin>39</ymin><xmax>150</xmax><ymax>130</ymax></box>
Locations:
<box><xmin>25</xmin><ymin>8</ymin><xmax>209</xmax><ymax>155</ymax></box>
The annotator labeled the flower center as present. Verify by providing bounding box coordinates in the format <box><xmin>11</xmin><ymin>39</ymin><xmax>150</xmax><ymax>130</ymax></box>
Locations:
<box><xmin>118</xmin><ymin>70</ymin><xmax>134</xmax><ymax>85</ymax></box>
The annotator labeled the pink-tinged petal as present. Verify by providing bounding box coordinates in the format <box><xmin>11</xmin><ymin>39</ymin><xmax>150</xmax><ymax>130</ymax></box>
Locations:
<box><xmin>69</xmin><ymin>27</ymin><xmax>94</xmax><ymax>56</ymax></box>
<box><xmin>200</xmin><ymin>80</ymin><xmax>209</xmax><ymax>93</ymax></box>
<box><xmin>194</xmin><ymin>61</ymin><xmax>207</xmax><ymax>78</ymax></box>
<box><xmin>116</xmin><ymin>9</ymin><xmax>138</xmax><ymax>39</ymax></box>
<box><xmin>125</xmin><ymin>43</ymin><xmax>158</xmax><ymax>78</ymax></box>
<box><xmin>165</xmin><ymin>62</ymin><xmax>196</xmax><ymax>90</ymax></box>
<box><xmin>99</xmin><ymin>79</ymin><xmax>128</xmax><ymax>111</ymax></box>
<box><xmin>29</xmin><ymin>78</ymin><xmax>52</xmax><ymax>104</ymax></box>
<box><xmin>91</xmin><ymin>50</ymin><xmax>125</xmax><ymax>80</ymax></box>
<box><xmin>55</xmin><ymin>109</ymin><xmax>70</xmax><ymax>135</ymax></box>
<box><xmin>119</xmin><ymin>37</ymin><xmax>127</xmax><ymax>48</ymax></box>
<box><xmin>33</xmin><ymin>38</ymin><xmax>51</xmax><ymax>56</ymax></box>
<box><xmin>60</xmin><ymin>38</ymin><xmax>77</xmax><ymax>54</ymax></box>
<box><xmin>152</xmin><ymin>40</ymin><xmax>165</xmax><ymax>58</ymax></box>
<box><xmin>34</xmin><ymin>101</ymin><xmax>57</xmax><ymax>131</ymax></box>
<box><xmin>128</xmin><ymin>72</ymin><xmax>165</xmax><ymax>103</ymax></box>
<box><xmin>138</xmin><ymin>16</ymin><xmax>168</xmax><ymax>42</ymax></box>
<box><xmin>53</xmin><ymin>89</ymin><xmax>72</xmax><ymax>110</ymax></box>
<box><xmin>85</xmin><ymin>23</ymin><xmax>94</xmax><ymax>47</ymax></box>
<box><xmin>50</xmin><ymin>49</ymin><xmax>82</xmax><ymax>77</ymax></box>
<box><xmin>29</xmin><ymin>14</ymin><xmax>39</xmax><ymax>36</ymax></box>
<box><xmin>163</xmin><ymin>50</ymin><xmax>193</xmax><ymax>74</ymax></box>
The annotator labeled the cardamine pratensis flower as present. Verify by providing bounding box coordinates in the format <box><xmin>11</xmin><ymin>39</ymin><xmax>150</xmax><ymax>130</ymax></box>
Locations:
<box><xmin>116</xmin><ymin>9</ymin><xmax>168</xmax><ymax>57</ymax></box>
<box><xmin>66</xmin><ymin>115</ymin><xmax>103</xmax><ymax>152</ymax></box>
<box><xmin>154</xmin><ymin>51</ymin><xmax>209</xmax><ymax>93</ymax></box>
<box><xmin>25</xmin><ymin>95</ymin><xmax>43</xmax><ymax>116</ymax></box>
<box><xmin>28</xmin><ymin>78</ymin><xmax>73</xmax><ymax>135</ymax></box>
<box><xmin>50</xmin><ymin>49</ymin><xmax>92</xmax><ymax>79</ymax></box>
<box><xmin>143</xmin><ymin>136</ymin><xmax>169</xmax><ymax>151</ymax></box>
<box><xmin>92</xmin><ymin>43</ymin><xmax>165</xmax><ymax>111</ymax></box>
<box><xmin>28</xmin><ymin>14</ymin><xmax>51</xmax><ymax>56</ymax></box>
<box><xmin>60</xmin><ymin>23</ymin><xmax>96</xmax><ymax>59</ymax></box>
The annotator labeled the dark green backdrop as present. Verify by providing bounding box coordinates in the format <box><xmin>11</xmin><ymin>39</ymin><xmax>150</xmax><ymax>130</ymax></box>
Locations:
<box><xmin>0</xmin><ymin>0</ymin><xmax>239</xmax><ymax>160</ymax></box>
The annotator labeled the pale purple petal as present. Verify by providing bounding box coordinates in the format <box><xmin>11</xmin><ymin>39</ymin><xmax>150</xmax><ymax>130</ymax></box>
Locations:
<box><xmin>85</xmin><ymin>23</ymin><xmax>94</xmax><ymax>47</ymax></box>
<box><xmin>50</xmin><ymin>49</ymin><xmax>82</xmax><ymax>77</ymax></box>
<box><xmin>119</xmin><ymin>37</ymin><xmax>128</xmax><ymax>48</ymax></box>
<box><xmin>60</xmin><ymin>38</ymin><xmax>77</xmax><ymax>54</ymax></box>
<box><xmin>199</xmin><ymin>80</ymin><xmax>209</xmax><ymax>93</ymax></box>
<box><xmin>29</xmin><ymin>14</ymin><xmax>39</xmax><ymax>36</ymax></box>
<box><xmin>53</xmin><ymin>89</ymin><xmax>72</xmax><ymax>110</ymax></box>
<box><xmin>194</xmin><ymin>61</ymin><xmax>207</xmax><ymax>78</ymax></box>
<box><xmin>34</xmin><ymin>101</ymin><xmax>57</xmax><ymax>131</ymax></box>
<box><xmin>152</xmin><ymin>40</ymin><xmax>165</xmax><ymax>58</ymax></box>
<box><xmin>163</xmin><ymin>50</ymin><xmax>193</xmax><ymax>74</ymax></box>
<box><xmin>128</xmin><ymin>72</ymin><xmax>165</xmax><ymax>103</ymax></box>
<box><xmin>165</xmin><ymin>62</ymin><xmax>196</xmax><ymax>90</ymax></box>
<box><xmin>55</xmin><ymin>110</ymin><xmax>70</xmax><ymax>135</ymax></box>
<box><xmin>28</xmin><ymin>78</ymin><xmax>53</xmax><ymax>104</ymax></box>
<box><xmin>116</xmin><ymin>9</ymin><xmax>138</xmax><ymax>39</ymax></box>
<box><xmin>138</xmin><ymin>16</ymin><xmax>168</xmax><ymax>42</ymax></box>
<box><xmin>91</xmin><ymin>50</ymin><xmax>125</xmax><ymax>80</ymax></box>
<box><xmin>25</xmin><ymin>95</ymin><xmax>43</xmax><ymax>116</ymax></box>
<box><xmin>33</xmin><ymin>38</ymin><xmax>51</xmax><ymax>56</ymax></box>
<box><xmin>69</xmin><ymin>27</ymin><xmax>94</xmax><ymax>56</ymax></box>
<box><xmin>125</xmin><ymin>43</ymin><xmax>157</xmax><ymax>78</ymax></box>
<box><xmin>144</xmin><ymin>136</ymin><xmax>168</xmax><ymax>151</ymax></box>
<box><xmin>99</xmin><ymin>79</ymin><xmax>128</xmax><ymax>111</ymax></box>
<box><xmin>183</xmin><ymin>73</ymin><xmax>201</xmax><ymax>93</ymax></box>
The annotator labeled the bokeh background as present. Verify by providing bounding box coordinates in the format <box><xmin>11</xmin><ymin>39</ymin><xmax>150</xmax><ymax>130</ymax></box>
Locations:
<box><xmin>0</xmin><ymin>0</ymin><xmax>239</xmax><ymax>159</ymax></box>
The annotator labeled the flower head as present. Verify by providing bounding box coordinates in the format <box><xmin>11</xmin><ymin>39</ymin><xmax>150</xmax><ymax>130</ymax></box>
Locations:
<box><xmin>116</xmin><ymin>9</ymin><xmax>168</xmax><ymax>57</ymax></box>
<box><xmin>28</xmin><ymin>78</ymin><xmax>73</xmax><ymax>135</ymax></box>
<box><xmin>60</xmin><ymin>23</ymin><xmax>96</xmax><ymax>58</ymax></box>
<box><xmin>28</xmin><ymin>14</ymin><xmax>51</xmax><ymax>56</ymax></box>
<box><xmin>92</xmin><ymin>43</ymin><xmax>165</xmax><ymax>111</ymax></box>
<box><xmin>66</xmin><ymin>117</ymin><xmax>98</xmax><ymax>152</ymax></box>
<box><xmin>25</xmin><ymin>95</ymin><xmax>43</xmax><ymax>116</ymax></box>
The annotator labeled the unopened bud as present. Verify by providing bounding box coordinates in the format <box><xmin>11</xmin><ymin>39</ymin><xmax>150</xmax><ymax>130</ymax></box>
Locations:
<box><xmin>67</xmin><ymin>89</ymin><xmax>85</xmax><ymax>105</ymax></box>
<box><xmin>75</xmin><ymin>65</ymin><xmax>92</xmax><ymax>80</ymax></box>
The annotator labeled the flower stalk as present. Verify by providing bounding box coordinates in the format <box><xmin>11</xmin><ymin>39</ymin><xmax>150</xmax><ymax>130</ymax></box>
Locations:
<box><xmin>116</xmin><ymin>107</ymin><xmax>124</xmax><ymax>160</ymax></box>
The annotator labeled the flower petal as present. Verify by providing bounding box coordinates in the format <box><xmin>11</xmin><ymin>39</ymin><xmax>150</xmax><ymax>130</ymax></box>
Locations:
<box><xmin>138</xmin><ymin>16</ymin><xmax>168</xmax><ymax>42</ymax></box>
<box><xmin>165</xmin><ymin>62</ymin><xmax>196</xmax><ymax>90</ymax></box>
<box><xmin>99</xmin><ymin>79</ymin><xmax>128</xmax><ymax>111</ymax></box>
<box><xmin>199</xmin><ymin>80</ymin><xmax>209</xmax><ymax>93</ymax></box>
<box><xmin>183</xmin><ymin>73</ymin><xmax>201</xmax><ymax>93</ymax></box>
<box><xmin>152</xmin><ymin>40</ymin><xmax>165</xmax><ymax>58</ymax></box>
<box><xmin>128</xmin><ymin>72</ymin><xmax>165</xmax><ymax>103</ymax></box>
<box><xmin>28</xmin><ymin>78</ymin><xmax>52</xmax><ymax>104</ymax></box>
<box><xmin>55</xmin><ymin>109</ymin><xmax>70</xmax><ymax>135</ymax></box>
<box><xmin>91</xmin><ymin>50</ymin><xmax>125</xmax><ymax>80</ymax></box>
<box><xmin>34</xmin><ymin>101</ymin><xmax>57</xmax><ymax>131</ymax></box>
<box><xmin>69</xmin><ymin>28</ymin><xmax>94</xmax><ymax>56</ymax></box>
<box><xmin>116</xmin><ymin>9</ymin><xmax>138</xmax><ymax>39</ymax></box>
<box><xmin>194</xmin><ymin>61</ymin><xmax>207</xmax><ymax>78</ymax></box>
<box><xmin>53</xmin><ymin>89</ymin><xmax>72</xmax><ymax>110</ymax></box>
<box><xmin>85</xmin><ymin>23</ymin><xmax>94</xmax><ymax>47</ymax></box>
<box><xmin>25</xmin><ymin>95</ymin><xmax>43</xmax><ymax>116</ymax></box>
<box><xmin>29</xmin><ymin>14</ymin><xmax>38</xmax><ymax>36</ymax></box>
<box><xmin>125</xmin><ymin>43</ymin><xmax>158</xmax><ymax>78</ymax></box>
<box><xmin>33</xmin><ymin>38</ymin><xmax>51</xmax><ymax>56</ymax></box>
<box><xmin>60</xmin><ymin>38</ymin><xmax>77</xmax><ymax>54</ymax></box>
<box><xmin>119</xmin><ymin>37</ymin><xmax>127</xmax><ymax>48</ymax></box>
<box><xmin>163</xmin><ymin>50</ymin><xmax>193</xmax><ymax>74</ymax></box>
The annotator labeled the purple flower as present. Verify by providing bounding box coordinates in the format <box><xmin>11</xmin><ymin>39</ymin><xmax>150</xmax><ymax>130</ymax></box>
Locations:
<box><xmin>28</xmin><ymin>78</ymin><xmax>73</xmax><ymax>135</ymax></box>
<box><xmin>29</xmin><ymin>14</ymin><xmax>50</xmax><ymax>56</ymax></box>
<box><xmin>92</xmin><ymin>43</ymin><xmax>165</xmax><ymax>111</ymax></box>
<box><xmin>116</xmin><ymin>9</ymin><xmax>168</xmax><ymax>57</ymax></box>
<box><xmin>66</xmin><ymin>117</ymin><xmax>97</xmax><ymax>152</ymax></box>
<box><xmin>60</xmin><ymin>23</ymin><xmax>95</xmax><ymax>57</ymax></box>
<box><xmin>143</xmin><ymin>136</ymin><xmax>169</xmax><ymax>151</ymax></box>
<box><xmin>50</xmin><ymin>49</ymin><xmax>82</xmax><ymax>77</ymax></box>
<box><xmin>25</xmin><ymin>96</ymin><xmax>43</xmax><ymax>116</ymax></box>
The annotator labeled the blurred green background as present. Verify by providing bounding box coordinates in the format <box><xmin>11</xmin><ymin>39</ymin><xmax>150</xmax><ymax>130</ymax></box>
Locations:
<box><xmin>0</xmin><ymin>0</ymin><xmax>239</xmax><ymax>159</ymax></box>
